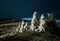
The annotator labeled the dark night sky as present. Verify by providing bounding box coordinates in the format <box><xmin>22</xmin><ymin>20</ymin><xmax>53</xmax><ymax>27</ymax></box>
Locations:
<box><xmin>0</xmin><ymin>0</ymin><xmax>60</xmax><ymax>19</ymax></box>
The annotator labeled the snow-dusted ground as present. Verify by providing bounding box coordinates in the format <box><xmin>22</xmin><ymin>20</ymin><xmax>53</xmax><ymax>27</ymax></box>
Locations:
<box><xmin>0</xmin><ymin>32</ymin><xmax>17</xmax><ymax>38</ymax></box>
<box><xmin>0</xmin><ymin>31</ymin><xmax>60</xmax><ymax>41</ymax></box>
<box><xmin>0</xmin><ymin>22</ymin><xmax>19</xmax><ymax>27</ymax></box>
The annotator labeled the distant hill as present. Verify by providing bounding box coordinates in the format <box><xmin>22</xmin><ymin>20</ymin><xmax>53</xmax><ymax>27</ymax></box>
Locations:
<box><xmin>0</xmin><ymin>18</ymin><xmax>60</xmax><ymax>25</ymax></box>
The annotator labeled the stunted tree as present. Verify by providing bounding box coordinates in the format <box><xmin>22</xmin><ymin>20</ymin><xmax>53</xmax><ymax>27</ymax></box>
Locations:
<box><xmin>16</xmin><ymin>22</ymin><xmax>21</xmax><ymax>32</ymax></box>
<box><xmin>47</xmin><ymin>13</ymin><xmax>51</xmax><ymax>20</ymax></box>
<box><xmin>47</xmin><ymin>13</ymin><xmax>56</xmax><ymax>21</ymax></box>
<box><xmin>19</xmin><ymin>20</ymin><xmax>24</xmax><ymax>33</ymax></box>
<box><xmin>24</xmin><ymin>22</ymin><xmax>28</xmax><ymax>31</ymax></box>
<box><xmin>47</xmin><ymin>13</ymin><xmax>57</xmax><ymax>34</ymax></box>
<box><xmin>38</xmin><ymin>14</ymin><xmax>47</xmax><ymax>32</ymax></box>
<box><xmin>30</xmin><ymin>11</ymin><xmax>38</xmax><ymax>31</ymax></box>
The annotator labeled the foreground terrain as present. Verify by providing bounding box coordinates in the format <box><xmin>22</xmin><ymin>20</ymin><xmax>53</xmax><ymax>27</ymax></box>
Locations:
<box><xmin>0</xmin><ymin>20</ymin><xmax>60</xmax><ymax>41</ymax></box>
<box><xmin>0</xmin><ymin>31</ymin><xmax>60</xmax><ymax>41</ymax></box>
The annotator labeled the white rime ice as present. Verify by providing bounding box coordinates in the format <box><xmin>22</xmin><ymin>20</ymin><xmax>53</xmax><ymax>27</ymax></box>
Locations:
<box><xmin>30</xmin><ymin>11</ymin><xmax>38</xmax><ymax>31</ymax></box>
<box><xmin>38</xmin><ymin>14</ymin><xmax>46</xmax><ymax>32</ymax></box>
<box><xmin>16</xmin><ymin>22</ymin><xmax>21</xmax><ymax>32</ymax></box>
<box><xmin>24</xmin><ymin>22</ymin><xmax>28</xmax><ymax>31</ymax></box>
<box><xmin>19</xmin><ymin>20</ymin><xmax>24</xmax><ymax>33</ymax></box>
<box><xmin>0</xmin><ymin>33</ymin><xmax>17</xmax><ymax>38</ymax></box>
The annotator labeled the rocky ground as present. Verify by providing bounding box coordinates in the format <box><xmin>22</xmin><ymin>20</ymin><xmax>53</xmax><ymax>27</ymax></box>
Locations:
<box><xmin>0</xmin><ymin>20</ymin><xmax>60</xmax><ymax>41</ymax></box>
<box><xmin>0</xmin><ymin>31</ymin><xmax>60</xmax><ymax>41</ymax></box>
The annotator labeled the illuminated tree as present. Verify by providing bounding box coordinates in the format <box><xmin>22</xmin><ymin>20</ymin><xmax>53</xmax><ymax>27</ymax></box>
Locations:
<box><xmin>30</xmin><ymin>11</ymin><xmax>38</xmax><ymax>31</ymax></box>
<box><xmin>38</xmin><ymin>14</ymin><xmax>46</xmax><ymax>32</ymax></box>
<box><xmin>24</xmin><ymin>22</ymin><xmax>28</xmax><ymax>31</ymax></box>
<box><xmin>19</xmin><ymin>20</ymin><xmax>24</xmax><ymax>33</ymax></box>
<box><xmin>16</xmin><ymin>23</ymin><xmax>21</xmax><ymax>32</ymax></box>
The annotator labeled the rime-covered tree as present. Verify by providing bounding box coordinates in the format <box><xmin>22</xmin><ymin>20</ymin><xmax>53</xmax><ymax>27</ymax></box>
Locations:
<box><xmin>24</xmin><ymin>22</ymin><xmax>28</xmax><ymax>31</ymax></box>
<box><xmin>30</xmin><ymin>11</ymin><xmax>38</xmax><ymax>31</ymax></box>
<box><xmin>19</xmin><ymin>20</ymin><xmax>24</xmax><ymax>33</ymax></box>
<box><xmin>47</xmin><ymin>13</ymin><xmax>56</xmax><ymax>21</ymax></box>
<box><xmin>15</xmin><ymin>22</ymin><xmax>21</xmax><ymax>32</ymax></box>
<box><xmin>16</xmin><ymin>23</ymin><xmax>21</xmax><ymax>32</ymax></box>
<box><xmin>47</xmin><ymin>13</ymin><xmax>57</xmax><ymax>34</ymax></box>
<box><xmin>38</xmin><ymin>14</ymin><xmax>47</xmax><ymax>32</ymax></box>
